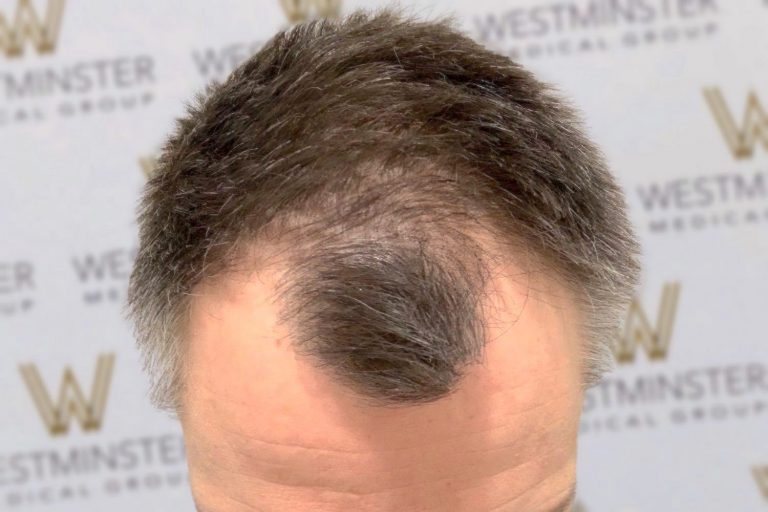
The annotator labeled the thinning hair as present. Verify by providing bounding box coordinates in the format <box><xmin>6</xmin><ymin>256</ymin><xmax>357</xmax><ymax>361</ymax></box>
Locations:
<box><xmin>126</xmin><ymin>7</ymin><xmax>640</xmax><ymax>411</ymax></box>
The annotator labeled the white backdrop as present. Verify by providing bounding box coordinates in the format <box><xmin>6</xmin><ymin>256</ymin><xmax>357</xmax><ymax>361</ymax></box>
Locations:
<box><xmin>1</xmin><ymin>1</ymin><xmax>767</xmax><ymax>511</ymax></box>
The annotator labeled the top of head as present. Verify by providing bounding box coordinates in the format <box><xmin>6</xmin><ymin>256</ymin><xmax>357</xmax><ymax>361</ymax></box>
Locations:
<box><xmin>126</xmin><ymin>6</ymin><xmax>640</xmax><ymax>412</ymax></box>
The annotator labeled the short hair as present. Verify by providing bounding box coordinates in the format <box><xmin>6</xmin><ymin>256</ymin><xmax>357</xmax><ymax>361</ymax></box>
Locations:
<box><xmin>126</xmin><ymin>7</ymin><xmax>640</xmax><ymax>411</ymax></box>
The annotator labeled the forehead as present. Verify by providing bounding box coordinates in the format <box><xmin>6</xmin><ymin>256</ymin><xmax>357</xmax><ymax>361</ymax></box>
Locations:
<box><xmin>181</xmin><ymin>262</ymin><xmax>583</xmax><ymax>505</ymax></box>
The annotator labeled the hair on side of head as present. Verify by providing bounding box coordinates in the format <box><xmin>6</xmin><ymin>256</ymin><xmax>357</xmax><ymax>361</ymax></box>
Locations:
<box><xmin>126</xmin><ymin>6</ymin><xmax>641</xmax><ymax>411</ymax></box>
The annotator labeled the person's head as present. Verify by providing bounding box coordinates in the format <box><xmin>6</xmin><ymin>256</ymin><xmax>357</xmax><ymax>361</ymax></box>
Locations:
<box><xmin>126</xmin><ymin>7</ymin><xmax>640</xmax><ymax>512</ymax></box>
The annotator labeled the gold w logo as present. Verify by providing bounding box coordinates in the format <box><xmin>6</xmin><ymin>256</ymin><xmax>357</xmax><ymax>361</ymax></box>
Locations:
<box><xmin>279</xmin><ymin>0</ymin><xmax>341</xmax><ymax>24</ymax></box>
<box><xmin>755</xmin><ymin>466</ymin><xmax>768</xmax><ymax>501</ymax></box>
<box><xmin>19</xmin><ymin>353</ymin><xmax>115</xmax><ymax>436</ymax></box>
<box><xmin>704</xmin><ymin>88</ymin><xmax>768</xmax><ymax>160</ymax></box>
<box><xmin>0</xmin><ymin>0</ymin><xmax>65</xmax><ymax>59</ymax></box>
<box><xmin>614</xmin><ymin>282</ymin><xmax>680</xmax><ymax>364</ymax></box>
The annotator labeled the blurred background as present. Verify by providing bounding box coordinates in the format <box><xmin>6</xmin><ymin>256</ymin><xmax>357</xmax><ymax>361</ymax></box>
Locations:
<box><xmin>1</xmin><ymin>0</ymin><xmax>767</xmax><ymax>510</ymax></box>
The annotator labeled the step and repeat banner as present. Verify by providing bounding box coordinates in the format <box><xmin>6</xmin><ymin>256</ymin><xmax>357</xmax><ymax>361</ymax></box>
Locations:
<box><xmin>1</xmin><ymin>0</ymin><xmax>766</xmax><ymax>510</ymax></box>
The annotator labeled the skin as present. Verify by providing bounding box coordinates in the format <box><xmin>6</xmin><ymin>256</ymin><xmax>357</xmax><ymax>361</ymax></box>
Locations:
<box><xmin>180</xmin><ymin>250</ymin><xmax>584</xmax><ymax>512</ymax></box>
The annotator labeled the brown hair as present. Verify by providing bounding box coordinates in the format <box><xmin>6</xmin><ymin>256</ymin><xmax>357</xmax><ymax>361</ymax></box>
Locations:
<box><xmin>126</xmin><ymin>7</ymin><xmax>640</xmax><ymax>411</ymax></box>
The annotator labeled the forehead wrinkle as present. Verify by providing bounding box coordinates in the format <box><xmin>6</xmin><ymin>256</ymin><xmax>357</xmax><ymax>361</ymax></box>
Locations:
<box><xmin>197</xmin><ymin>436</ymin><xmax>570</xmax><ymax>504</ymax></box>
<box><xmin>194</xmin><ymin>407</ymin><xmax>575</xmax><ymax>500</ymax></box>
<box><xmin>482</xmin><ymin>472</ymin><xmax>576</xmax><ymax>512</ymax></box>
